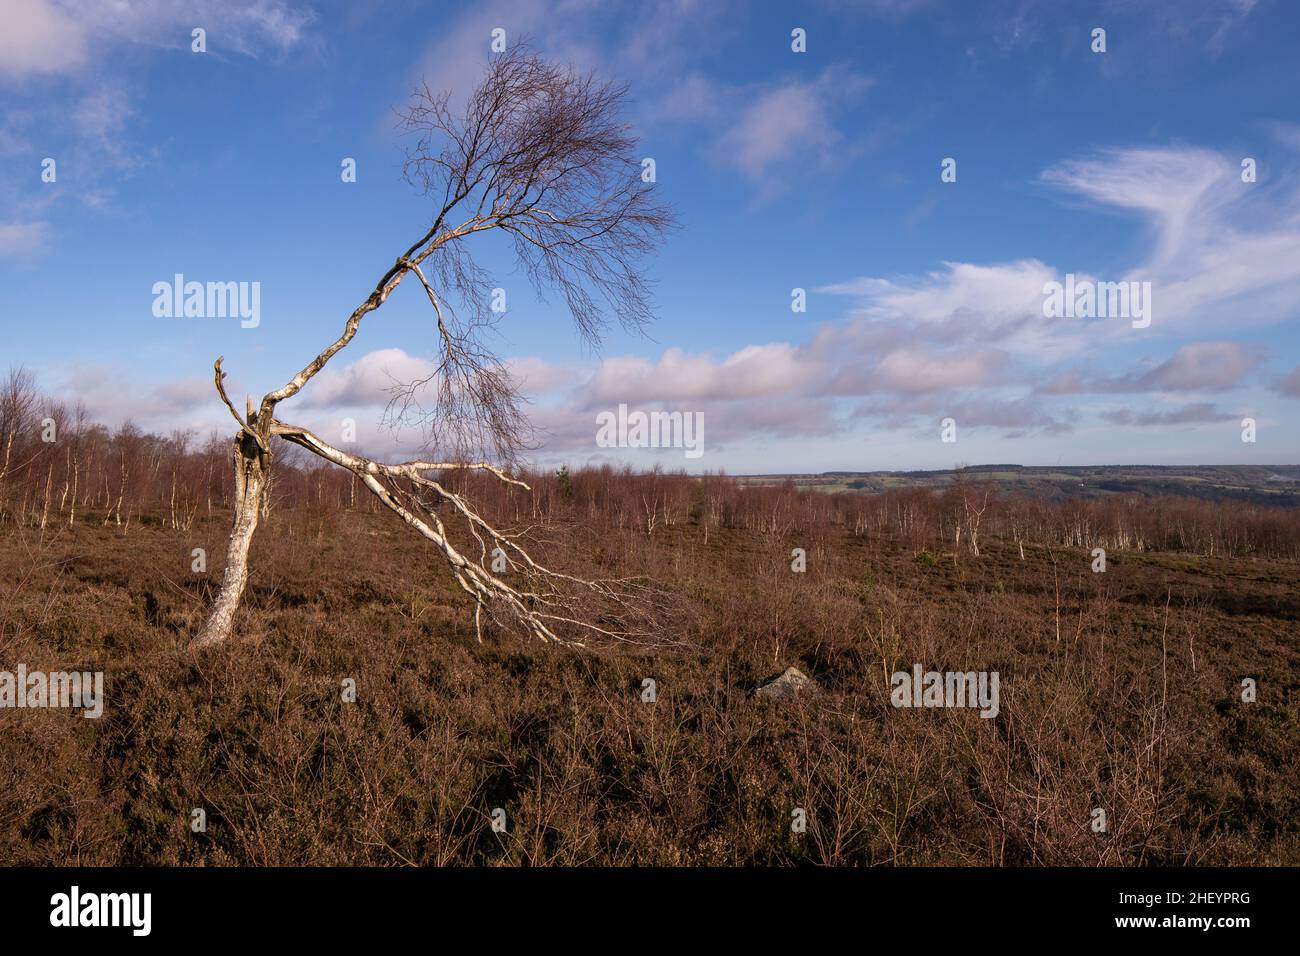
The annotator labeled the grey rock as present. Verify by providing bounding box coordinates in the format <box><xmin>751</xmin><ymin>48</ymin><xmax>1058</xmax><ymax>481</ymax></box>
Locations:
<box><xmin>752</xmin><ymin>666</ymin><xmax>819</xmax><ymax>700</ymax></box>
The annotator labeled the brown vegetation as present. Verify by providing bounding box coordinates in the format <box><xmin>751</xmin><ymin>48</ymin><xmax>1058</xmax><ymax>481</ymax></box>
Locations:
<box><xmin>1</xmin><ymin>392</ymin><xmax>1297</xmax><ymax>865</ymax></box>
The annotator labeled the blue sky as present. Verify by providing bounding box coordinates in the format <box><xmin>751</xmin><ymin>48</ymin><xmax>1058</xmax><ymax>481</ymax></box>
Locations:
<box><xmin>2</xmin><ymin>0</ymin><xmax>1298</xmax><ymax>472</ymax></box>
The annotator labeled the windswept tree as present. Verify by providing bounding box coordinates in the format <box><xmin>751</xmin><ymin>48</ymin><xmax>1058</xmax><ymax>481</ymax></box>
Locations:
<box><xmin>192</xmin><ymin>48</ymin><xmax>673</xmax><ymax>649</ymax></box>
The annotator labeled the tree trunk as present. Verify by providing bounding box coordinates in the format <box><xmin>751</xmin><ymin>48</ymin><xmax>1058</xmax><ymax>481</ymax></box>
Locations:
<box><xmin>192</xmin><ymin>430</ymin><xmax>268</xmax><ymax>648</ymax></box>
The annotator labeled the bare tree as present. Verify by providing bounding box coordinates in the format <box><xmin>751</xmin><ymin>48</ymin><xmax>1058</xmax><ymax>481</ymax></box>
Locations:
<box><xmin>0</xmin><ymin>367</ymin><xmax>39</xmax><ymax>520</ymax></box>
<box><xmin>959</xmin><ymin>481</ymin><xmax>991</xmax><ymax>557</ymax></box>
<box><xmin>192</xmin><ymin>48</ymin><xmax>673</xmax><ymax>649</ymax></box>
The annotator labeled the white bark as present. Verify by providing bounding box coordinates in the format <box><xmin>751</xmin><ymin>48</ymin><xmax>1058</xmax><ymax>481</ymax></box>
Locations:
<box><xmin>192</xmin><ymin>431</ymin><xmax>267</xmax><ymax>648</ymax></box>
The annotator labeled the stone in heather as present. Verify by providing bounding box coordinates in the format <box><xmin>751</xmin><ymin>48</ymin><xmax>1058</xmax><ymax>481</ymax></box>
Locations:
<box><xmin>753</xmin><ymin>667</ymin><xmax>819</xmax><ymax>700</ymax></box>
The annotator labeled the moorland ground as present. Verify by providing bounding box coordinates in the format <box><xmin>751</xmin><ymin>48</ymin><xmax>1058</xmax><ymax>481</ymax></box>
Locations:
<box><xmin>2</xmin><ymin>467</ymin><xmax>1297</xmax><ymax>865</ymax></box>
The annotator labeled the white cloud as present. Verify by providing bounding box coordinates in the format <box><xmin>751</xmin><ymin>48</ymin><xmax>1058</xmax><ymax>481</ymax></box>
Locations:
<box><xmin>503</xmin><ymin>356</ymin><xmax>583</xmax><ymax>395</ymax></box>
<box><xmin>721</xmin><ymin>84</ymin><xmax>837</xmax><ymax>181</ymax></box>
<box><xmin>1266</xmin><ymin>120</ymin><xmax>1300</xmax><ymax>152</ymax></box>
<box><xmin>714</xmin><ymin>67</ymin><xmax>873</xmax><ymax>188</ymax></box>
<box><xmin>1145</xmin><ymin>341</ymin><xmax>1260</xmax><ymax>390</ymax></box>
<box><xmin>819</xmin><ymin>259</ymin><xmax>1090</xmax><ymax>363</ymax></box>
<box><xmin>1041</xmin><ymin>146</ymin><xmax>1300</xmax><ymax>331</ymax></box>
<box><xmin>1042</xmin><ymin>342</ymin><xmax>1261</xmax><ymax>394</ymax></box>
<box><xmin>296</xmin><ymin>348</ymin><xmax>436</xmax><ymax>409</ymax></box>
<box><xmin>1273</xmin><ymin>365</ymin><xmax>1300</xmax><ymax>397</ymax></box>
<box><xmin>43</xmin><ymin>365</ymin><xmax>219</xmax><ymax>432</ymax></box>
<box><xmin>820</xmin><ymin>144</ymin><xmax>1300</xmax><ymax>374</ymax></box>
<box><xmin>0</xmin><ymin>0</ymin><xmax>88</xmax><ymax>79</ymax></box>
<box><xmin>0</xmin><ymin>0</ymin><xmax>316</xmax><ymax>82</ymax></box>
<box><xmin>59</xmin><ymin>0</ymin><xmax>315</xmax><ymax>60</ymax></box>
<box><xmin>586</xmin><ymin>344</ymin><xmax>821</xmax><ymax>405</ymax></box>
<box><xmin>0</xmin><ymin>221</ymin><xmax>51</xmax><ymax>258</ymax></box>
<box><xmin>1040</xmin><ymin>147</ymin><xmax>1234</xmax><ymax>266</ymax></box>
<box><xmin>873</xmin><ymin>347</ymin><xmax>1009</xmax><ymax>394</ymax></box>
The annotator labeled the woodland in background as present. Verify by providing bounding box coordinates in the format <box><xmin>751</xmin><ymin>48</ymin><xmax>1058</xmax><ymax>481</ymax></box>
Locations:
<box><xmin>3</xmin><ymin>368</ymin><xmax>1299</xmax><ymax>559</ymax></box>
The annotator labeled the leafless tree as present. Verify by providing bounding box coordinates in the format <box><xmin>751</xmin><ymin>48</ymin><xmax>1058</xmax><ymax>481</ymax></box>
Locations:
<box><xmin>0</xmin><ymin>367</ymin><xmax>40</xmax><ymax>520</ymax></box>
<box><xmin>193</xmin><ymin>48</ymin><xmax>673</xmax><ymax>648</ymax></box>
<box><xmin>961</xmin><ymin>484</ymin><xmax>991</xmax><ymax>557</ymax></box>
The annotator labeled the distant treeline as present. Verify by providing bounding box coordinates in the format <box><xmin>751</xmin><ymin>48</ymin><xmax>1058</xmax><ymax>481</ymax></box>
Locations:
<box><xmin>3</xmin><ymin>367</ymin><xmax>1299</xmax><ymax>558</ymax></box>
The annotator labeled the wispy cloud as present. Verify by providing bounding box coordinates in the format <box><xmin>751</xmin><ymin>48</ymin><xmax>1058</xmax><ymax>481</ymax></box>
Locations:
<box><xmin>1042</xmin><ymin>342</ymin><xmax>1262</xmax><ymax>394</ymax></box>
<box><xmin>0</xmin><ymin>220</ymin><xmax>50</xmax><ymax>259</ymax></box>
<box><xmin>1100</xmin><ymin>402</ymin><xmax>1233</xmax><ymax>427</ymax></box>
<box><xmin>714</xmin><ymin>67</ymin><xmax>874</xmax><ymax>190</ymax></box>
<box><xmin>0</xmin><ymin>0</ymin><xmax>317</xmax><ymax>81</ymax></box>
<box><xmin>1273</xmin><ymin>366</ymin><xmax>1300</xmax><ymax>398</ymax></box>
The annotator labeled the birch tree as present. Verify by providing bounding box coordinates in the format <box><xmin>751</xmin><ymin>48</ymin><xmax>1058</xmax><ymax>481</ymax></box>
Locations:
<box><xmin>192</xmin><ymin>48</ymin><xmax>672</xmax><ymax>648</ymax></box>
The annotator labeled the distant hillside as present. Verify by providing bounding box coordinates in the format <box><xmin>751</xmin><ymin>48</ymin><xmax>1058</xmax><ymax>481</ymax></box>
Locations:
<box><xmin>739</xmin><ymin>464</ymin><xmax>1300</xmax><ymax>506</ymax></box>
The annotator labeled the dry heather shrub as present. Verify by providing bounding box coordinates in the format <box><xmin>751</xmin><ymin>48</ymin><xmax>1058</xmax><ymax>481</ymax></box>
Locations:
<box><xmin>1</xmin><ymin>476</ymin><xmax>1297</xmax><ymax>864</ymax></box>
